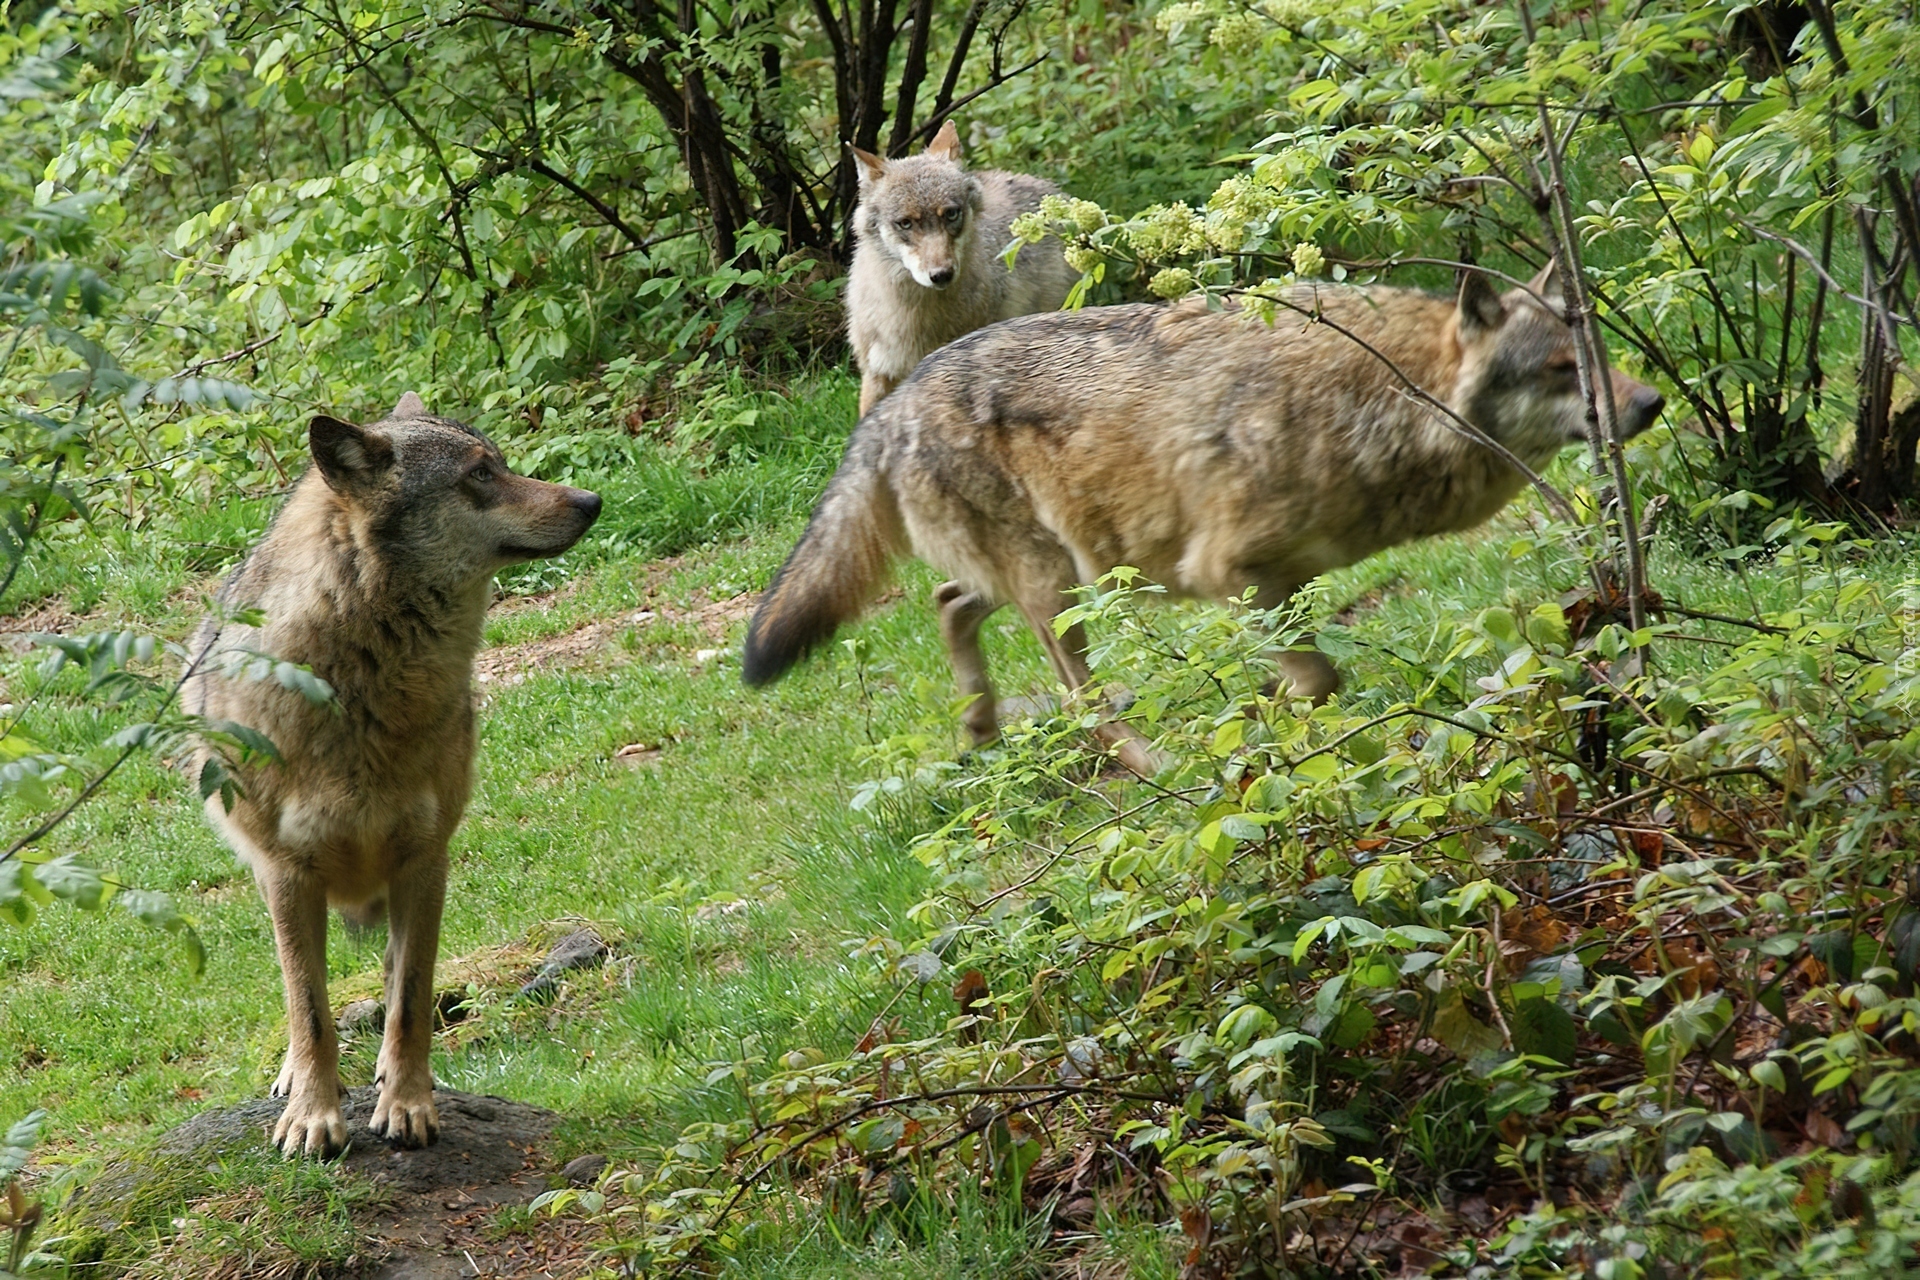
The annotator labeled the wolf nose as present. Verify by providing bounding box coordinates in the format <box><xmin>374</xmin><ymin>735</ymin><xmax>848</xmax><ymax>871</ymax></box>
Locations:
<box><xmin>927</xmin><ymin>266</ymin><xmax>955</xmax><ymax>288</ymax></box>
<box><xmin>569</xmin><ymin>489</ymin><xmax>603</xmax><ymax>522</ymax></box>
<box><xmin>1626</xmin><ymin>387</ymin><xmax>1665</xmax><ymax>434</ymax></box>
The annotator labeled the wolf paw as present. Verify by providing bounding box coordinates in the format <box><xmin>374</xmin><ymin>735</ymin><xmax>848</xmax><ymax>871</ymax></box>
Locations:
<box><xmin>272</xmin><ymin>1095</ymin><xmax>348</xmax><ymax>1158</ymax></box>
<box><xmin>372</xmin><ymin>1085</ymin><xmax>439</xmax><ymax>1148</ymax></box>
<box><xmin>271</xmin><ymin>1056</ymin><xmax>342</xmax><ymax>1101</ymax></box>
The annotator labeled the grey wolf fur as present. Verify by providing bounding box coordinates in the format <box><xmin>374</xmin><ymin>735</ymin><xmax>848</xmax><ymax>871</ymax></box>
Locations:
<box><xmin>846</xmin><ymin>119</ymin><xmax>1076</xmax><ymax>416</ymax></box>
<box><xmin>745</xmin><ymin>266</ymin><xmax>1664</xmax><ymax>775</ymax></box>
<box><xmin>184</xmin><ymin>393</ymin><xmax>601</xmax><ymax>1157</ymax></box>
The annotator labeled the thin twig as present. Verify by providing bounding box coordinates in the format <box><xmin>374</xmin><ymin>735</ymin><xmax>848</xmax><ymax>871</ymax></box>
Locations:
<box><xmin>1242</xmin><ymin>288</ymin><xmax>1581</xmax><ymax>525</ymax></box>
<box><xmin>176</xmin><ymin>331</ymin><xmax>282</xmax><ymax>377</ymax></box>
<box><xmin>1514</xmin><ymin>1</ymin><xmax>1649</xmax><ymax>643</ymax></box>
<box><xmin>0</xmin><ymin>455</ymin><xmax>64</xmax><ymax>606</ymax></box>
<box><xmin>1664</xmin><ymin>602</ymin><xmax>1880</xmax><ymax>664</ymax></box>
<box><xmin>908</xmin><ymin>53</ymin><xmax>1049</xmax><ymax>149</ymax></box>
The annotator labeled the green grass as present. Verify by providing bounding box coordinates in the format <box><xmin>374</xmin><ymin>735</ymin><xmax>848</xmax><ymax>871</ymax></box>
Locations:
<box><xmin>3</xmin><ymin>390</ymin><xmax>1913</xmax><ymax>1276</ymax></box>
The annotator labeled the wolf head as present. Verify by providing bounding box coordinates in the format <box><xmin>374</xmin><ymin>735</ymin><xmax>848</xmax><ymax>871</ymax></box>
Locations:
<box><xmin>851</xmin><ymin>121</ymin><xmax>984</xmax><ymax>291</ymax></box>
<box><xmin>1452</xmin><ymin>262</ymin><xmax>1664</xmax><ymax>465</ymax></box>
<box><xmin>307</xmin><ymin>393</ymin><xmax>602</xmax><ymax>588</ymax></box>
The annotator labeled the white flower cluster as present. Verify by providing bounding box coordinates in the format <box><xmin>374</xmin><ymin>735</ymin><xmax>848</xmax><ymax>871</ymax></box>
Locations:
<box><xmin>1154</xmin><ymin>1</ymin><xmax>1220</xmax><ymax>37</ymax></box>
<box><xmin>1012</xmin><ymin>196</ymin><xmax>1109</xmax><ymax>250</ymax></box>
<box><xmin>1064</xmin><ymin>245</ymin><xmax>1103</xmax><ymax>275</ymax></box>
<box><xmin>1149</xmin><ymin>267</ymin><xmax>1198</xmax><ymax>298</ymax></box>
<box><xmin>1039</xmin><ymin>193</ymin><xmax>1110</xmax><ymax>236</ymax></box>
<box><xmin>1125</xmin><ymin>202</ymin><xmax>1210</xmax><ymax>259</ymax></box>
<box><xmin>1204</xmin><ymin>175</ymin><xmax>1287</xmax><ymax>253</ymax></box>
<box><xmin>1209</xmin><ymin>10</ymin><xmax>1266</xmax><ymax>55</ymax></box>
<box><xmin>1156</xmin><ymin>1</ymin><xmax>1306</xmax><ymax>51</ymax></box>
<box><xmin>1008</xmin><ymin>210</ymin><xmax>1049</xmax><ymax>245</ymax></box>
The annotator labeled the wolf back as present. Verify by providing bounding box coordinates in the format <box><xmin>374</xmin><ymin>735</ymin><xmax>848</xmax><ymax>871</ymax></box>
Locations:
<box><xmin>746</xmin><ymin>272</ymin><xmax>1663</xmax><ymax>769</ymax></box>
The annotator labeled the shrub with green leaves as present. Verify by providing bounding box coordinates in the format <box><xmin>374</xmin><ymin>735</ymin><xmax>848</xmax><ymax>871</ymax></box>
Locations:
<box><xmin>539</xmin><ymin>510</ymin><xmax>1920</xmax><ymax>1275</ymax></box>
<box><xmin>1012</xmin><ymin>0</ymin><xmax>1920</xmax><ymax>525</ymax></box>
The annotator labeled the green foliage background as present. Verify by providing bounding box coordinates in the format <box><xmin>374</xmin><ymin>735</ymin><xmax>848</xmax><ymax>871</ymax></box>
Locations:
<box><xmin>4</xmin><ymin>0</ymin><xmax>1920</xmax><ymax>1276</ymax></box>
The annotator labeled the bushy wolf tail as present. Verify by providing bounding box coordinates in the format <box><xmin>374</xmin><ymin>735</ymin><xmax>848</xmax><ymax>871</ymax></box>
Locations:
<box><xmin>742</xmin><ymin>432</ymin><xmax>902</xmax><ymax>687</ymax></box>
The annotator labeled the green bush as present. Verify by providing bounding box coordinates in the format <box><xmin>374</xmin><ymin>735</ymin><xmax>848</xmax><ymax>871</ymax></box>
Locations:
<box><xmin>548</xmin><ymin>515</ymin><xmax>1920</xmax><ymax>1275</ymax></box>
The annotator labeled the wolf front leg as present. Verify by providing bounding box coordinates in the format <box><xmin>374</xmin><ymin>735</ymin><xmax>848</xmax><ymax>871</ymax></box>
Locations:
<box><xmin>259</xmin><ymin>863</ymin><xmax>348</xmax><ymax>1157</ymax></box>
<box><xmin>372</xmin><ymin>845</ymin><xmax>446</xmax><ymax>1147</ymax></box>
<box><xmin>858</xmin><ymin>370</ymin><xmax>898</xmax><ymax>417</ymax></box>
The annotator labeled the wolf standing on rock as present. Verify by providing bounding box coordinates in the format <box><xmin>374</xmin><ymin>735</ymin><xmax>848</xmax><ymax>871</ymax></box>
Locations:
<box><xmin>185</xmin><ymin>393</ymin><xmax>601</xmax><ymax>1157</ymax></box>
<box><xmin>746</xmin><ymin>265</ymin><xmax>1665</xmax><ymax>776</ymax></box>
<box><xmin>845</xmin><ymin>119</ymin><xmax>1076</xmax><ymax>414</ymax></box>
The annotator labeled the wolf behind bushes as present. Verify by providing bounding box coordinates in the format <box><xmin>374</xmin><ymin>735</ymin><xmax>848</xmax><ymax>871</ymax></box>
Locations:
<box><xmin>845</xmin><ymin>119</ymin><xmax>1076</xmax><ymax>415</ymax></box>
<box><xmin>746</xmin><ymin>266</ymin><xmax>1665</xmax><ymax>776</ymax></box>
<box><xmin>185</xmin><ymin>393</ymin><xmax>601</xmax><ymax>1156</ymax></box>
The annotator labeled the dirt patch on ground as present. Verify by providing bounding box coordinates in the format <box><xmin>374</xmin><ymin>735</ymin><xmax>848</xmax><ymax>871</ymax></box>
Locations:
<box><xmin>475</xmin><ymin>590</ymin><xmax>758</xmax><ymax>684</ymax></box>
<box><xmin>89</xmin><ymin>1088</ymin><xmax>597</xmax><ymax>1279</ymax></box>
<box><xmin>0</xmin><ymin>597</ymin><xmax>89</xmax><ymax>651</ymax></box>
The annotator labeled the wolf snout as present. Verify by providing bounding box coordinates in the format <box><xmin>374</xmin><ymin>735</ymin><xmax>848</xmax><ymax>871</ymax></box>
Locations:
<box><xmin>926</xmin><ymin>265</ymin><xmax>955</xmax><ymax>288</ymax></box>
<box><xmin>1619</xmin><ymin>384</ymin><xmax>1665</xmax><ymax>436</ymax></box>
<box><xmin>565</xmin><ymin>488</ymin><xmax>603</xmax><ymax>522</ymax></box>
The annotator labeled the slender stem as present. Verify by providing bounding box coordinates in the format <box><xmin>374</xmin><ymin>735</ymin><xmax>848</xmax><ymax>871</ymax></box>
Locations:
<box><xmin>0</xmin><ymin>455</ymin><xmax>64</xmax><ymax>606</ymax></box>
<box><xmin>1242</xmin><ymin>289</ymin><xmax>1581</xmax><ymax>526</ymax></box>
<box><xmin>1515</xmin><ymin>1</ymin><xmax>1648</xmax><ymax>645</ymax></box>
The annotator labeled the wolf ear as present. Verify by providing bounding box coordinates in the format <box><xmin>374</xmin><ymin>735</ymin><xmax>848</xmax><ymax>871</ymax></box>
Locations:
<box><xmin>1524</xmin><ymin>258</ymin><xmax>1568</xmax><ymax>316</ymax></box>
<box><xmin>310</xmin><ymin>416</ymin><xmax>394</xmax><ymax>493</ymax></box>
<box><xmin>1525</xmin><ymin>257</ymin><xmax>1560</xmax><ymax>299</ymax></box>
<box><xmin>389</xmin><ymin>391</ymin><xmax>427</xmax><ymax>419</ymax></box>
<box><xmin>925</xmin><ymin>119</ymin><xmax>962</xmax><ymax>161</ymax></box>
<box><xmin>850</xmin><ymin>146</ymin><xmax>887</xmax><ymax>190</ymax></box>
<box><xmin>1455</xmin><ymin>269</ymin><xmax>1506</xmax><ymax>338</ymax></box>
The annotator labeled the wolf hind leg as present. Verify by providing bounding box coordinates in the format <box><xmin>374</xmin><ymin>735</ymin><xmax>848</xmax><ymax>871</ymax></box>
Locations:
<box><xmin>372</xmin><ymin>846</ymin><xmax>445</xmax><ymax>1148</ymax></box>
<box><xmin>1243</xmin><ymin>575</ymin><xmax>1340</xmax><ymax>704</ymax></box>
<box><xmin>1277</xmin><ymin>648</ymin><xmax>1340</xmax><ymax>703</ymax></box>
<box><xmin>935</xmin><ymin>581</ymin><xmax>1002</xmax><ymax>746</ymax></box>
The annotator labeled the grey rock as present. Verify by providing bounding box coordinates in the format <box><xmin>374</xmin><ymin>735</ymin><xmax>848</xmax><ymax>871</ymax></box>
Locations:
<box><xmin>337</xmin><ymin>997</ymin><xmax>386</xmax><ymax>1035</ymax></box>
<box><xmin>515</xmin><ymin>928</ymin><xmax>611</xmax><ymax>1003</ymax></box>
<box><xmin>68</xmin><ymin>1088</ymin><xmax>560</xmax><ymax>1276</ymax></box>
<box><xmin>155</xmin><ymin>1086</ymin><xmax>556</xmax><ymax>1194</ymax></box>
<box><xmin>561</xmin><ymin>1153</ymin><xmax>609</xmax><ymax>1187</ymax></box>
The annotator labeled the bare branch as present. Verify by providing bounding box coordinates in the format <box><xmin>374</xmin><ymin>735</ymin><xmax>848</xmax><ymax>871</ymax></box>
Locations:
<box><xmin>910</xmin><ymin>53</ymin><xmax>1049</xmax><ymax>150</ymax></box>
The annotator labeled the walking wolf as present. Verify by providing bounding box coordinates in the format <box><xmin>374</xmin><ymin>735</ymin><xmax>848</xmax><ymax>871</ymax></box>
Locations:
<box><xmin>747</xmin><ymin>269</ymin><xmax>1663</xmax><ymax>775</ymax></box>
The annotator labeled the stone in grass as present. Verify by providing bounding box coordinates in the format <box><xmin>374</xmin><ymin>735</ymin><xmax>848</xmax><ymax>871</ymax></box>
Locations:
<box><xmin>561</xmin><ymin>1153</ymin><xmax>609</xmax><ymax>1187</ymax></box>
<box><xmin>515</xmin><ymin>928</ymin><xmax>613</xmax><ymax>1003</ymax></box>
<box><xmin>71</xmin><ymin>1087</ymin><xmax>559</xmax><ymax>1235</ymax></box>
<box><xmin>337</xmin><ymin>997</ymin><xmax>385</xmax><ymax>1036</ymax></box>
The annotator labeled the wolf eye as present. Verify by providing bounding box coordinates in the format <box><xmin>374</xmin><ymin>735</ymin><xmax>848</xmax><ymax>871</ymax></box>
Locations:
<box><xmin>468</xmin><ymin>465</ymin><xmax>495</xmax><ymax>484</ymax></box>
<box><xmin>895</xmin><ymin>217</ymin><xmax>913</xmax><ymax>232</ymax></box>
<box><xmin>943</xmin><ymin>207</ymin><xmax>963</xmax><ymax>225</ymax></box>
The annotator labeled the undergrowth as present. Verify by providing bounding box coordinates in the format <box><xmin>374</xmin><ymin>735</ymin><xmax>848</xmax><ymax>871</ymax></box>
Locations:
<box><xmin>540</xmin><ymin>514</ymin><xmax>1920</xmax><ymax>1278</ymax></box>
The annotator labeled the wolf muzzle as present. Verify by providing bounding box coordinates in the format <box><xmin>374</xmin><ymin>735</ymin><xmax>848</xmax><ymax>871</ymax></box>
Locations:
<box><xmin>1611</xmin><ymin>374</ymin><xmax>1665</xmax><ymax>437</ymax></box>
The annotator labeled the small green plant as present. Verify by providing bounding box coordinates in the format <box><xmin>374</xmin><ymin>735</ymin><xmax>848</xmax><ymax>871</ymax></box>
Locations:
<box><xmin>1</xmin><ymin>1111</ymin><xmax>46</xmax><ymax>1278</ymax></box>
